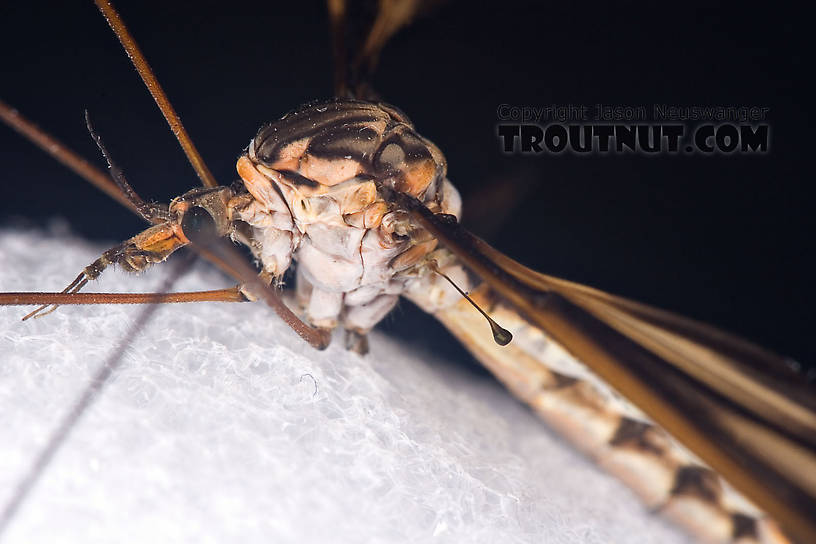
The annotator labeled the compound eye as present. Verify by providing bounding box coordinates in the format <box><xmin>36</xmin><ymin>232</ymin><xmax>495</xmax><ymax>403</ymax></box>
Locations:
<box><xmin>181</xmin><ymin>205</ymin><xmax>217</xmax><ymax>246</ymax></box>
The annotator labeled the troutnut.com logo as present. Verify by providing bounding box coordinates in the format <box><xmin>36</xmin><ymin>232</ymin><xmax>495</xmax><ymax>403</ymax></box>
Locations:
<box><xmin>497</xmin><ymin>104</ymin><xmax>770</xmax><ymax>155</ymax></box>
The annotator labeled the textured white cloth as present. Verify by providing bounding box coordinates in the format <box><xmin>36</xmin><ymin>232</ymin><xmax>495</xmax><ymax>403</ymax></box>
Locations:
<box><xmin>0</xmin><ymin>227</ymin><xmax>689</xmax><ymax>544</ymax></box>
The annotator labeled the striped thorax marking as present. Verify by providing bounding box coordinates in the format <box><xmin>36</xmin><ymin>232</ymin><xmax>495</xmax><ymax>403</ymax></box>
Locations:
<box><xmin>250</xmin><ymin>99</ymin><xmax>447</xmax><ymax>200</ymax></box>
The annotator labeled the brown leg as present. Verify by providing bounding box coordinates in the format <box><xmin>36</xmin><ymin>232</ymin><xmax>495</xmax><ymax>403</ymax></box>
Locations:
<box><xmin>0</xmin><ymin>286</ymin><xmax>247</xmax><ymax>309</ymax></box>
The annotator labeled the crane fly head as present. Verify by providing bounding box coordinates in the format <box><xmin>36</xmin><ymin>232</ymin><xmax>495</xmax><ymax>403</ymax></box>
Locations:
<box><xmin>88</xmin><ymin>186</ymin><xmax>235</xmax><ymax>281</ymax></box>
<box><xmin>109</xmin><ymin>186</ymin><xmax>235</xmax><ymax>275</ymax></box>
<box><xmin>170</xmin><ymin>186</ymin><xmax>235</xmax><ymax>248</ymax></box>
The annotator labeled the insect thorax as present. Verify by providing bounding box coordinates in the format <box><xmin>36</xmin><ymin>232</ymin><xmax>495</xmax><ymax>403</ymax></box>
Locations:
<box><xmin>230</xmin><ymin>98</ymin><xmax>468</xmax><ymax>336</ymax></box>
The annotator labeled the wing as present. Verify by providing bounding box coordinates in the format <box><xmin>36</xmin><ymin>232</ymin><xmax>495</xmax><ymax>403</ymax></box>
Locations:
<box><xmin>390</xmin><ymin>187</ymin><xmax>816</xmax><ymax>543</ymax></box>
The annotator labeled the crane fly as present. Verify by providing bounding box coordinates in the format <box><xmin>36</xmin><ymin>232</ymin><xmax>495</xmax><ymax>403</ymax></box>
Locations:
<box><xmin>0</xmin><ymin>1</ymin><xmax>813</xmax><ymax>543</ymax></box>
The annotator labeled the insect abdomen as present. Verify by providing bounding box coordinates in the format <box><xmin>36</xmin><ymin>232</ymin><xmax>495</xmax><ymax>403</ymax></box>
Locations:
<box><xmin>420</xmin><ymin>274</ymin><xmax>789</xmax><ymax>544</ymax></box>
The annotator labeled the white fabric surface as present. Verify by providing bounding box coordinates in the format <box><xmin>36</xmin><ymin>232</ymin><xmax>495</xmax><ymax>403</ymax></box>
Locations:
<box><xmin>0</xmin><ymin>226</ymin><xmax>690</xmax><ymax>543</ymax></box>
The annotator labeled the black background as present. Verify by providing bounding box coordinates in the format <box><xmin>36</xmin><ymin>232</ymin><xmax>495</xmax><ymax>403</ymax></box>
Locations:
<box><xmin>0</xmin><ymin>1</ymin><xmax>812</xmax><ymax>372</ymax></box>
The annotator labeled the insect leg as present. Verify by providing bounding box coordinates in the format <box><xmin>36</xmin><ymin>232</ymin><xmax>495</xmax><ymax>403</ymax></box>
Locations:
<box><xmin>327</xmin><ymin>0</ymin><xmax>348</xmax><ymax>96</ymax></box>
<box><xmin>0</xmin><ymin>99</ymin><xmax>139</xmax><ymax>215</ymax></box>
<box><xmin>20</xmin><ymin>217</ymin><xmax>191</xmax><ymax>320</ymax></box>
<box><xmin>0</xmin><ymin>250</ymin><xmax>194</xmax><ymax>536</ymax></box>
<box><xmin>0</xmin><ymin>286</ymin><xmax>247</xmax><ymax>307</ymax></box>
<box><xmin>327</xmin><ymin>0</ymin><xmax>432</xmax><ymax>98</ymax></box>
<box><xmin>92</xmin><ymin>0</ymin><xmax>218</xmax><ymax>189</ymax></box>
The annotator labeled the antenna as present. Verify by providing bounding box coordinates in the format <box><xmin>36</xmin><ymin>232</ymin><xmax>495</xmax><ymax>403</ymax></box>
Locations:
<box><xmin>84</xmin><ymin>110</ymin><xmax>170</xmax><ymax>223</ymax></box>
<box><xmin>0</xmin><ymin>99</ymin><xmax>142</xmax><ymax>216</ymax></box>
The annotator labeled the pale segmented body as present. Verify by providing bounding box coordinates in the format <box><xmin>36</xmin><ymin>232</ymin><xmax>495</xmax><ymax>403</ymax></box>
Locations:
<box><xmin>426</xmin><ymin>278</ymin><xmax>787</xmax><ymax>544</ymax></box>
<box><xmin>224</xmin><ymin>98</ymin><xmax>785</xmax><ymax>543</ymax></box>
